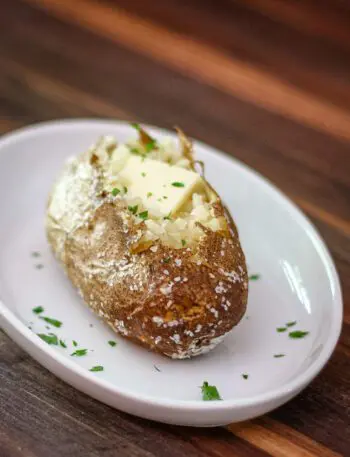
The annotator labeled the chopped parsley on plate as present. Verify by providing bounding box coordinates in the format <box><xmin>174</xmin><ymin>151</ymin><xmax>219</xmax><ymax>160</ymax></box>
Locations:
<box><xmin>32</xmin><ymin>306</ymin><xmax>44</xmax><ymax>314</ymax></box>
<box><xmin>201</xmin><ymin>381</ymin><xmax>222</xmax><ymax>401</ymax></box>
<box><xmin>249</xmin><ymin>274</ymin><xmax>260</xmax><ymax>281</ymax></box>
<box><xmin>277</xmin><ymin>327</ymin><xmax>287</xmax><ymax>333</ymax></box>
<box><xmin>37</xmin><ymin>333</ymin><xmax>58</xmax><ymax>345</ymax></box>
<box><xmin>289</xmin><ymin>330</ymin><xmax>309</xmax><ymax>339</ymax></box>
<box><xmin>89</xmin><ymin>366</ymin><xmax>104</xmax><ymax>372</ymax></box>
<box><xmin>40</xmin><ymin>316</ymin><xmax>62</xmax><ymax>328</ymax></box>
<box><xmin>71</xmin><ymin>349</ymin><xmax>88</xmax><ymax>357</ymax></box>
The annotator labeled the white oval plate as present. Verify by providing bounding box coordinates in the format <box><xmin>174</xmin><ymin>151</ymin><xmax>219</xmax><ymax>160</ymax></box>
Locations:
<box><xmin>0</xmin><ymin>120</ymin><xmax>342</xmax><ymax>426</ymax></box>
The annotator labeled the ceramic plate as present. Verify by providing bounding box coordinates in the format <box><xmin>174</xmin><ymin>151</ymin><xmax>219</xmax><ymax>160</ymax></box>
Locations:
<box><xmin>0</xmin><ymin>120</ymin><xmax>342</xmax><ymax>426</ymax></box>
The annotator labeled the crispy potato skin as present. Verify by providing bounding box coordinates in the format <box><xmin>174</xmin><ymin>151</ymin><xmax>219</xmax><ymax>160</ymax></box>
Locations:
<box><xmin>47</xmin><ymin>170</ymin><xmax>248</xmax><ymax>359</ymax></box>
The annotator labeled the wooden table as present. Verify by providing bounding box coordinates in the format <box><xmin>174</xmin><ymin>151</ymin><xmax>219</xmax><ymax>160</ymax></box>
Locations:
<box><xmin>1</xmin><ymin>1</ymin><xmax>349</xmax><ymax>456</ymax></box>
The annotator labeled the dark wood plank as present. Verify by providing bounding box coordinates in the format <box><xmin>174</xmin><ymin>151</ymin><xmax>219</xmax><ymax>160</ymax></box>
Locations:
<box><xmin>108</xmin><ymin>0</ymin><xmax>350</xmax><ymax>111</ymax></box>
<box><xmin>22</xmin><ymin>0</ymin><xmax>350</xmax><ymax>143</ymax></box>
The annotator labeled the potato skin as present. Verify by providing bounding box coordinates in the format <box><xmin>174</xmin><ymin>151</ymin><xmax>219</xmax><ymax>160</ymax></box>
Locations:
<box><xmin>46</xmin><ymin>164</ymin><xmax>248</xmax><ymax>359</ymax></box>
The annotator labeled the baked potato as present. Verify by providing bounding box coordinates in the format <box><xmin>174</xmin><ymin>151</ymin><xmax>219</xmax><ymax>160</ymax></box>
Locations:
<box><xmin>46</xmin><ymin>124</ymin><xmax>248</xmax><ymax>358</ymax></box>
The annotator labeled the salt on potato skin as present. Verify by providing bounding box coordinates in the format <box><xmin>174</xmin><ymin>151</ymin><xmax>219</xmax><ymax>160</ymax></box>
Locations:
<box><xmin>46</xmin><ymin>130</ymin><xmax>248</xmax><ymax>359</ymax></box>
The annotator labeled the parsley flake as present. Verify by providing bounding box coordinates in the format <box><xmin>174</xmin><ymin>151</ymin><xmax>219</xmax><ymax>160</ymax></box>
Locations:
<box><xmin>128</xmin><ymin>205</ymin><xmax>138</xmax><ymax>215</ymax></box>
<box><xmin>141</xmin><ymin>172</ymin><xmax>146</xmax><ymax>177</ymax></box>
<box><xmin>108</xmin><ymin>341</ymin><xmax>117</xmax><ymax>347</ymax></box>
<box><xmin>32</xmin><ymin>306</ymin><xmax>44</xmax><ymax>314</ymax></box>
<box><xmin>145</xmin><ymin>140</ymin><xmax>156</xmax><ymax>152</ymax></box>
<box><xmin>59</xmin><ymin>340</ymin><xmax>67</xmax><ymax>348</ymax></box>
<box><xmin>171</xmin><ymin>182</ymin><xmax>185</xmax><ymax>187</ymax></box>
<box><xmin>123</xmin><ymin>186</ymin><xmax>128</xmax><ymax>194</ymax></box>
<box><xmin>138</xmin><ymin>210</ymin><xmax>148</xmax><ymax>220</ymax></box>
<box><xmin>35</xmin><ymin>264</ymin><xmax>44</xmax><ymax>269</ymax></box>
<box><xmin>242</xmin><ymin>374</ymin><xmax>249</xmax><ymax>380</ymax></box>
<box><xmin>131</xmin><ymin>123</ymin><xmax>141</xmax><ymax>131</ymax></box>
<box><xmin>277</xmin><ymin>327</ymin><xmax>287</xmax><ymax>333</ymax></box>
<box><xmin>111</xmin><ymin>188</ymin><xmax>120</xmax><ymax>196</ymax></box>
<box><xmin>72</xmin><ymin>340</ymin><xmax>78</xmax><ymax>347</ymax></box>
<box><xmin>289</xmin><ymin>330</ymin><xmax>309</xmax><ymax>339</ymax></box>
<box><xmin>201</xmin><ymin>381</ymin><xmax>222</xmax><ymax>401</ymax></box>
<box><xmin>286</xmin><ymin>321</ymin><xmax>297</xmax><ymax>327</ymax></box>
<box><xmin>147</xmin><ymin>192</ymin><xmax>153</xmax><ymax>198</ymax></box>
<box><xmin>89</xmin><ymin>366</ymin><xmax>104</xmax><ymax>372</ymax></box>
<box><xmin>181</xmin><ymin>239</ymin><xmax>186</xmax><ymax>247</ymax></box>
<box><xmin>31</xmin><ymin>251</ymin><xmax>40</xmax><ymax>257</ymax></box>
<box><xmin>249</xmin><ymin>274</ymin><xmax>260</xmax><ymax>281</ymax></box>
<box><xmin>38</xmin><ymin>333</ymin><xmax>58</xmax><ymax>345</ymax></box>
<box><xmin>163</xmin><ymin>212</ymin><xmax>172</xmax><ymax>220</ymax></box>
<box><xmin>71</xmin><ymin>349</ymin><xmax>88</xmax><ymax>357</ymax></box>
<box><xmin>163</xmin><ymin>257</ymin><xmax>171</xmax><ymax>264</ymax></box>
<box><xmin>40</xmin><ymin>316</ymin><xmax>62</xmax><ymax>328</ymax></box>
<box><xmin>274</xmin><ymin>354</ymin><xmax>285</xmax><ymax>358</ymax></box>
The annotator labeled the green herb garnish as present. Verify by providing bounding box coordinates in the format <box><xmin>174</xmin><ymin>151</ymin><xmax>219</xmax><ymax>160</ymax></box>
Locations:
<box><xmin>123</xmin><ymin>186</ymin><xmax>128</xmax><ymax>194</ymax></box>
<box><xmin>141</xmin><ymin>172</ymin><xmax>146</xmax><ymax>177</ymax></box>
<box><xmin>38</xmin><ymin>333</ymin><xmax>58</xmax><ymax>345</ymax></box>
<box><xmin>73</xmin><ymin>340</ymin><xmax>78</xmax><ymax>347</ymax></box>
<box><xmin>40</xmin><ymin>316</ymin><xmax>62</xmax><ymax>328</ymax></box>
<box><xmin>147</xmin><ymin>192</ymin><xmax>153</xmax><ymax>198</ymax></box>
<box><xmin>277</xmin><ymin>327</ymin><xmax>287</xmax><ymax>333</ymax></box>
<box><xmin>138</xmin><ymin>210</ymin><xmax>149</xmax><ymax>220</ymax></box>
<box><xmin>108</xmin><ymin>341</ymin><xmax>117</xmax><ymax>347</ymax></box>
<box><xmin>35</xmin><ymin>264</ymin><xmax>44</xmax><ymax>269</ymax></box>
<box><xmin>89</xmin><ymin>366</ymin><xmax>104</xmax><ymax>372</ymax></box>
<box><xmin>131</xmin><ymin>123</ymin><xmax>141</xmax><ymax>131</ymax></box>
<box><xmin>274</xmin><ymin>354</ymin><xmax>285</xmax><ymax>358</ymax></box>
<box><xmin>181</xmin><ymin>239</ymin><xmax>186</xmax><ymax>247</ymax></box>
<box><xmin>171</xmin><ymin>182</ymin><xmax>185</xmax><ymax>187</ymax></box>
<box><xmin>242</xmin><ymin>374</ymin><xmax>249</xmax><ymax>379</ymax></box>
<box><xmin>163</xmin><ymin>257</ymin><xmax>171</xmax><ymax>264</ymax></box>
<box><xmin>31</xmin><ymin>251</ymin><xmax>40</xmax><ymax>257</ymax></box>
<box><xmin>163</xmin><ymin>196</ymin><xmax>168</xmax><ymax>199</ymax></box>
<box><xmin>286</xmin><ymin>321</ymin><xmax>296</xmax><ymax>327</ymax></box>
<box><xmin>111</xmin><ymin>188</ymin><xmax>120</xmax><ymax>196</ymax></box>
<box><xmin>145</xmin><ymin>140</ymin><xmax>156</xmax><ymax>153</ymax></box>
<box><xmin>128</xmin><ymin>205</ymin><xmax>138</xmax><ymax>215</ymax></box>
<box><xmin>249</xmin><ymin>274</ymin><xmax>260</xmax><ymax>281</ymax></box>
<box><xmin>59</xmin><ymin>340</ymin><xmax>67</xmax><ymax>348</ymax></box>
<box><xmin>32</xmin><ymin>306</ymin><xmax>44</xmax><ymax>314</ymax></box>
<box><xmin>130</xmin><ymin>147</ymin><xmax>141</xmax><ymax>155</ymax></box>
<box><xmin>71</xmin><ymin>349</ymin><xmax>88</xmax><ymax>357</ymax></box>
<box><xmin>289</xmin><ymin>331</ymin><xmax>309</xmax><ymax>339</ymax></box>
<box><xmin>201</xmin><ymin>381</ymin><xmax>222</xmax><ymax>401</ymax></box>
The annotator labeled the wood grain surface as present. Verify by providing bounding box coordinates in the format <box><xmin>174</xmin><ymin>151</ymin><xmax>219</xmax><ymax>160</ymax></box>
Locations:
<box><xmin>0</xmin><ymin>0</ymin><xmax>349</xmax><ymax>456</ymax></box>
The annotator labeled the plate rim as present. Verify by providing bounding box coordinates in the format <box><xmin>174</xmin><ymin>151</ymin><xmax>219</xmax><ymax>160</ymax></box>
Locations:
<box><xmin>0</xmin><ymin>119</ymin><xmax>343</xmax><ymax>412</ymax></box>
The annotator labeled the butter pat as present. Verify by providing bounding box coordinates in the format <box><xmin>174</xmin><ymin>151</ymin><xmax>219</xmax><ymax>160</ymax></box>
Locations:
<box><xmin>119</xmin><ymin>156</ymin><xmax>204</xmax><ymax>216</ymax></box>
